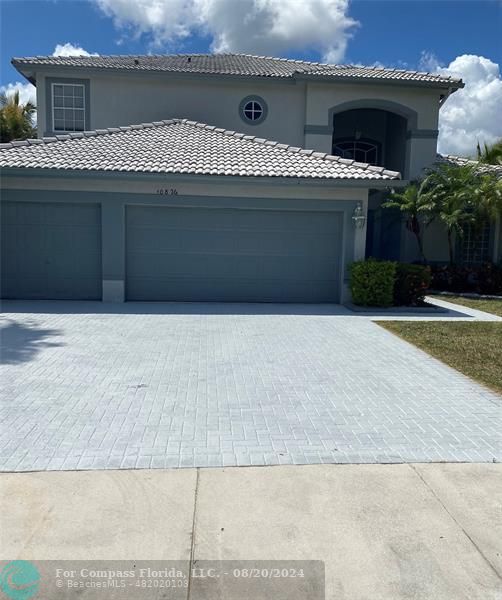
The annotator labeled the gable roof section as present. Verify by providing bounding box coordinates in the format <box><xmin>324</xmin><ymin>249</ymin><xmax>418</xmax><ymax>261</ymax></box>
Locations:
<box><xmin>0</xmin><ymin>119</ymin><xmax>400</xmax><ymax>181</ymax></box>
<box><xmin>12</xmin><ymin>53</ymin><xmax>463</xmax><ymax>89</ymax></box>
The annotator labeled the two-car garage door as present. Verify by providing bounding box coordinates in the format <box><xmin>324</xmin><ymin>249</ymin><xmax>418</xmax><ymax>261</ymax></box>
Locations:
<box><xmin>126</xmin><ymin>206</ymin><xmax>343</xmax><ymax>303</ymax></box>
<box><xmin>1</xmin><ymin>200</ymin><xmax>344</xmax><ymax>303</ymax></box>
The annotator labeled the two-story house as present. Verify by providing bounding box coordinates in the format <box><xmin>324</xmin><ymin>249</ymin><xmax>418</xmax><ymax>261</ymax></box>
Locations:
<box><xmin>0</xmin><ymin>53</ymin><xmax>476</xmax><ymax>303</ymax></box>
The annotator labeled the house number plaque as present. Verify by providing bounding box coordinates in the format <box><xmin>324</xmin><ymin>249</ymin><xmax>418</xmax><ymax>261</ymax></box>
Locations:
<box><xmin>156</xmin><ymin>188</ymin><xmax>178</xmax><ymax>195</ymax></box>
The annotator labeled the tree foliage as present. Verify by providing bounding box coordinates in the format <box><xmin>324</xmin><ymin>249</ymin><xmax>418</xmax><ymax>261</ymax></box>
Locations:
<box><xmin>477</xmin><ymin>139</ymin><xmax>502</xmax><ymax>166</ymax></box>
<box><xmin>384</xmin><ymin>162</ymin><xmax>502</xmax><ymax>265</ymax></box>
<box><xmin>0</xmin><ymin>90</ymin><xmax>36</xmax><ymax>142</ymax></box>
<box><xmin>383</xmin><ymin>182</ymin><xmax>434</xmax><ymax>262</ymax></box>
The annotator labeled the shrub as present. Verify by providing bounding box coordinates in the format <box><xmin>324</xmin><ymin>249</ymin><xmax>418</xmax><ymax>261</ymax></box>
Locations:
<box><xmin>430</xmin><ymin>263</ymin><xmax>502</xmax><ymax>295</ymax></box>
<box><xmin>350</xmin><ymin>259</ymin><xmax>397</xmax><ymax>307</ymax></box>
<box><xmin>393</xmin><ymin>263</ymin><xmax>431</xmax><ymax>306</ymax></box>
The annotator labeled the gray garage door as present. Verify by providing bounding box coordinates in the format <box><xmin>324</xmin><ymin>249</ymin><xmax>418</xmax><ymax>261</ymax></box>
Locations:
<box><xmin>126</xmin><ymin>205</ymin><xmax>343</xmax><ymax>302</ymax></box>
<box><xmin>1</xmin><ymin>201</ymin><xmax>102</xmax><ymax>300</ymax></box>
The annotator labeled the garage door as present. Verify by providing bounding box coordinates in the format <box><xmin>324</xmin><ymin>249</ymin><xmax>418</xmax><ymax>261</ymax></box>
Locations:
<box><xmin>126</xmin><ymin>205</ymin><xmax>343</xmax><ymax>302</ymax></box>
<box><xmin>1</xmin><ymin>201</ymin><xmax>102</xmax><ymax>300</ymax></box>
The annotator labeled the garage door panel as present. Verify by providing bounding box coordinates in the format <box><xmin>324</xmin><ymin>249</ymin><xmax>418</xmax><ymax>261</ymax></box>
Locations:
<box><xmin>1</xmin><ymin>201</ymin><xmax>102</xmax><ymax>300</ymax></box>
<box><xmin>126</xmin><ymin>205</ymin><xmax>343</xmax><ymax>302</ymax></box>
<box><xmin>127</xmin><ymin>275</ymin><xmax>337</xmax><ymax>303</ymax></box>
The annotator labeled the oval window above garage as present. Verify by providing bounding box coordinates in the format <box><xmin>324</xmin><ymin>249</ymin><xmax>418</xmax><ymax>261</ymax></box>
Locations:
<box><xmin>239</xmin><ymin>95</ymin><xmax>268</xmax><ymax>125</ymax></box>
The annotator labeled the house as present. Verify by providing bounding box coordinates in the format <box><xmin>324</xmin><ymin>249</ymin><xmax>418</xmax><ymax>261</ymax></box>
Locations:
<box><xmin>1</xmin><ymin>52</ymin><xmax>492</xmax><ymax>304</ymax></box>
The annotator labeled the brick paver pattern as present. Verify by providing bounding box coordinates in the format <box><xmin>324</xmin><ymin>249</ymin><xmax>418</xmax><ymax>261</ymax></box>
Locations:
<box><xmin>1</xmin><ymin>302</ymin><xmax>500</xmax><ymax>471</ymax></box>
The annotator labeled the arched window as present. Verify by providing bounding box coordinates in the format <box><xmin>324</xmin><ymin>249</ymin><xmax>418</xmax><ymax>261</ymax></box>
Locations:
<box><xmin>332</xmin><ymin>138</ymin><xmax>380</xmax><ymax>165</ymax></box>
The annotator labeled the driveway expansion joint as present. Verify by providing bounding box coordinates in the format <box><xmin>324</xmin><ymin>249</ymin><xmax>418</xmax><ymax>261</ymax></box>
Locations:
<box><xmin>409</xmin><ymin>464</ymin><xmax>502</xmax><ymax>581</ymax></box>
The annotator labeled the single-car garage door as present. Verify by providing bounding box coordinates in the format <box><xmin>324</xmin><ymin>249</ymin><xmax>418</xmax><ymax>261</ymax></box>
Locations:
<box><xmin>1</xmin><ymin>201</ymin><xmax>102</xmax><ymax>300</ymax></box>
<box><xmin>126</xmin><ymin>205</ymin><xmax>343</xmax><ymax>302</ymax></box>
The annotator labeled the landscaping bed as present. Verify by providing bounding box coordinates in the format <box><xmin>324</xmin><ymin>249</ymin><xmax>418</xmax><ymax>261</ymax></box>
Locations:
<box><xmin>379</xmin><ymin>321</ymin><xmax>502</xmax><ymax>393</ymax></box>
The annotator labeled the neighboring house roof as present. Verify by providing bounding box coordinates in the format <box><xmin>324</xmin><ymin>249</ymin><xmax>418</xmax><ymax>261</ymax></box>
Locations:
<box><xmin>438</xmin><ymin>154</ymin><xmax>502</xmax><ymax>179</ymax></box>
<box><xmin>0</xmin><ymin>119</ymin><xmax>401</xmax><ymax>181</ymax></box>
<box><xmin>12</xmin><ymin>53</ymin><xmax>463</xmax><ymax>89</ymax></box>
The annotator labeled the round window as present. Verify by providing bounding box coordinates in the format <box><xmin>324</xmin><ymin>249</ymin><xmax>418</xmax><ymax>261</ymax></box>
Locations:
<box><xmin>244</xmin><ymin>100</ymin><xmax>263</xmax><ymax>121</ymax></box>
<box><xmin>239</xmin><ymin>95</ymin><xmax>267</xmax><ymax>125</ymax></box>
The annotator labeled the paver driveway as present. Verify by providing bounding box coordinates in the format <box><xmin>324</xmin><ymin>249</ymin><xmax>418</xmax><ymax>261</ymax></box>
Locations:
<box><xmin>0</xmin><ymin>301</ymin><xmax>500</xmax><ymax>471</ymax></box>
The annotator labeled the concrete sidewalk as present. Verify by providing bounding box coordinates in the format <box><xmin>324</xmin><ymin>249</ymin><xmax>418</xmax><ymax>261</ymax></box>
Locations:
<box><xmin>1</xmin><ymin>464</ymin><xmax>501</xmax><ymax>599</ymax></box>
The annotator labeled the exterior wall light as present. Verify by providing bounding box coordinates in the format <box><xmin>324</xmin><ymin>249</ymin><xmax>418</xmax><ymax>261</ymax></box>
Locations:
<box><xmin>352</xmin><ymin>202</ymin><xmax>366</xmax><ymax>229</ymax></box>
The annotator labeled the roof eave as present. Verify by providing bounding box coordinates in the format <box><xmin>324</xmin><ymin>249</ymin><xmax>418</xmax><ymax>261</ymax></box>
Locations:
<box><xmin>0</xmin><ymin>166</ymin><xmax>402</xmax><ymax>188</ymax></box>
<box><xmin>295</xmin><ymin>73</ymin><xmax>464</xmax><ymax>89</ymax></box>
<box><xmin>11</xmin><ymin>58</ymin><xmax>464</xmax><ymax>90</ymax></box>
<box><xmin>11</xmin><ymin>60</ymin><xmax>36</xmax><ymax>86</ymax></box>
<box><xmin>10</xmin><ymin>59</ymin><xmax>299</xmax><ymax>86</ymax></box>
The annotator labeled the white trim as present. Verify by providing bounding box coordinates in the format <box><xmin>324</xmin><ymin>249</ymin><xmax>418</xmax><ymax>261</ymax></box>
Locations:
<box><xmin>51</xmin><ymin>82</ymin><xmax>86</xmax><ymax>132</ymax></box>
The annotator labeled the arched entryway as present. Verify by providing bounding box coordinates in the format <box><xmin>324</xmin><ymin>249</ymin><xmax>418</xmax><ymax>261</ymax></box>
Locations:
<box><xmin>329</xmin><ymin>100</ymin><xmax>418</xmax><ymax>260</ymax></box>
<box><xmin>329</xmin><ymin>99</ymin><xmax>417</xmax><ymax>177</ymax></box>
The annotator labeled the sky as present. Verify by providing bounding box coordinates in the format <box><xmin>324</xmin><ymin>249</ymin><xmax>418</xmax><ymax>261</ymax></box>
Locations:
<box><xmin>1</xmin><ymin>0</ymin><xmax>501</xmax><ymax>156</ymax></box>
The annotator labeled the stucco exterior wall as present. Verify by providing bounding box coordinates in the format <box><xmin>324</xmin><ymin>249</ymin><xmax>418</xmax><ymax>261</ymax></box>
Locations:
<box><xmin>36</xmin><ymin>72</ymin><xmax>307</xmax><ymax>147</ymax></box>
<box><xmin>34</xmin><ymin>69</ymin><xmax>444</xmax><ymax>182</ymax></box>
<box><xmin>305</xmin><ymin>82</ymin><xmax>441</xmax><ymax>129</ymax></box>
<box><xmin>304</xmin><ymin>81</ymin><xmax>442</xmax><ymax>179</ymax></box>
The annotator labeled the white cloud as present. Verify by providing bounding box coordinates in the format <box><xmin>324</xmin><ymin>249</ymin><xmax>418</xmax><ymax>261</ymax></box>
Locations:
<box><xmin>427</xmin><ymin>53</ymin><xmax>502</xmax><ymax>157</ymax></box>
<box><xmin>52</xmin><ymin>43</ymin><xmax>99</xmax><ymax>57</ymax></box>
<box><xmin>0</xmin><ymin>81</ymin><xmax>36</xmax><ymax>105</ymax></box>
<box><xmin>95</xmin><ymin>0</ymin><xmax>358</xmax><ymax>62</ymax></box>
<box><xmin>418</xmin><ymin>50</ymin><xmax>441</xmax><ymax>73</ymax></box>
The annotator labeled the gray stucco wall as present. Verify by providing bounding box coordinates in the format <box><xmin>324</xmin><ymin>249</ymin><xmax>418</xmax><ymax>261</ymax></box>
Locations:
<box><xmin>34</xmin><ymin>69</ymin><xmax>445</xmax><ymax>181</ymax></box>
<box><xmin>37</xmin><ymin>72</ymin><xmax>307</xmax><ymax>148</ymax></box>
<box><xmin>1</xmin><ymin>182</ymin><xmax>363</xmax><ymax>303</ymax></box>
<box><xmin>304</xmin><ymin>83</ymin><xmax>443</xmax><ymax>178</ymax></box>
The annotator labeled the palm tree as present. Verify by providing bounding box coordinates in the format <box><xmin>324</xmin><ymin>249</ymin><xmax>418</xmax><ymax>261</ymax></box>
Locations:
<box><xmin>472</xmin><ymin>173</ymin><xmax>502</xmax><ymax>223</ymax></box>
<box><xmin>477</xmin><ymin>139</ymin><xmax>502</xmax><ymax>165</ymax></box>
<box><xmin>0</xmin><ymin>90</ymin><xmax>36</xmax><ymax>142</ymax></box>
<box><xmin>382</xmin><ymin>182</ymin><xmax>434</xmax><ymax>262</ymax></box>
<box><xmin>421</xmin><ymin>163</ymin><xmax>480</xmax><ymax>265</ymax></box>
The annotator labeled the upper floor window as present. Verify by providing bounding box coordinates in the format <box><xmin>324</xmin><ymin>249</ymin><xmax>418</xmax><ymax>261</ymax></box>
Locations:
<box><xmin>52</xmin><ymin>83</ymin><xmax>86</xmax><ymax>132</ymax></box>
<box><xmin>333</xmin><ymin>138</ymin><xmax>380</xmax><ymax>165</ymax></box>
<box><xmin>239</xmin><ymin>95</ymin><xmax>267</xmax><ymax>125</ymax></box>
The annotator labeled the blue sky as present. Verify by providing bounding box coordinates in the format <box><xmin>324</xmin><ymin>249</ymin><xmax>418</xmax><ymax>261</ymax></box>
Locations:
<box><xmin>0</xmin><ymin>0</ymin><xmax>501</xmax><ymax>156</ymax></box>
<box><xmin>1</xmin><ymin>0</ymin><xmax>501</xmax><ymax>87</ymax></box>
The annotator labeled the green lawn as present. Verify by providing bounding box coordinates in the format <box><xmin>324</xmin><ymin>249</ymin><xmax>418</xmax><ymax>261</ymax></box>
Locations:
<box><xmin>379</xmin><ymin>321</ymin><xmax>502</xmax><ymax>394</ymax></box>
<box><xmin>431</xmin><ymin>295</ymin><xmax>502</xmax><ymax>317</ymax></box>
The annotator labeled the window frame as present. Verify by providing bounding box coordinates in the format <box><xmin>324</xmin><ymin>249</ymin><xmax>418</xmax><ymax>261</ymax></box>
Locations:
<box><xmin>51</xmin><ymin>82</ymin><xmax>86</xmax><ymax>133</ymax></box>
<box><xmin>45</xmin><ymin>77</ymin><xmax>90</xmax><ymax>135</ymax></box>
<box><xmin>239</xmin><ymin>95</ymin><xmax>268</xmax><ymax>126</ymax></box>
<box><xmin>458</xmin><ymin>221</ymin><xmax>493</xmax><ymax>265</ymax></box>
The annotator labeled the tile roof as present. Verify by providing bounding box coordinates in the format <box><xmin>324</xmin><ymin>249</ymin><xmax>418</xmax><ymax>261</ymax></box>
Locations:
<box><xmin>437</xmin><ymin>154</ymin><xmax>502</xmax><ymax>179</ymax></box>
<box><xmin>0</xmin><ymin>119</ymin><xmax>401</xmax><ymax>181</ymax></box>
<box><xmin>12</xmin><ymin>53</ymin><xmax>463</xmax><ymax>88</ymax></box>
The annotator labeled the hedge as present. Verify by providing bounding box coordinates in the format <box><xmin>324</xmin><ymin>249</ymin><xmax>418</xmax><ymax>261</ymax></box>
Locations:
<box><xmin>350</xmin><ymin>260</ymin><xmax>431</xmax><ymax>307</ymax></box>
<box><xmin>349</xmin><ymin>259</ymin><xmax>396</xmax><ymax>307</ymax></box>
<box><xmin>394</xmin><ymin>263</ymin><xmax>431</xmax><ymax>306</ymax></box>
<box><xmin>430</xmin><ymin>263</ymin><xmax>502</xmax><ymax>295</ymax></box>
